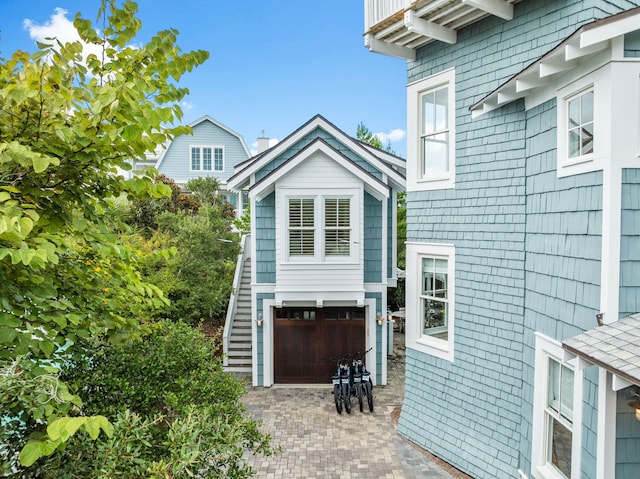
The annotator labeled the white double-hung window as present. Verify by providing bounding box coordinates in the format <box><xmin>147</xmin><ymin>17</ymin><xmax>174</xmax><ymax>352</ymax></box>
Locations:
<box><xmin>531</xmin><ymin>333</ymin><xmax>583</xmax><ymax>479</ymax></box>
<box><xmin>190</xmin><ymin>146</ymin><xmax>224</xmax><ymax>171</ymax></box>
<box><xmin>406</xmin><ymin>242</ymin><xmax>455</xmax><ymax>361</ymax></box>
<box><xmin>285</xmin><ymin>191</ymin><xmax>356</xmax><ymax>263</ymax></box>
<box><xmin>407</xmin><ymin>68</ymin><xmax>455</xmax><ymax>191</ymax></box>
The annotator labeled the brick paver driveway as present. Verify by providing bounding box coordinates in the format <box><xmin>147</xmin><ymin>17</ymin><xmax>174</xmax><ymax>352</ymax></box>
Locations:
<box><xmin>241</xmin><ymin>335</ymin><xmax>459</xmax><ymax>479</ymax></box>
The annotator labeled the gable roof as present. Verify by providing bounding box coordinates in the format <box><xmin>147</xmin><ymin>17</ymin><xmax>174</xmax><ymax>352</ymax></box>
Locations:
<box><xmin>154</xmin><ymin>115</ymin><xmax>251</xmax><ymax>169</ymax></box>
<box><xmin>249</xmin><ymin>137</ymin><xmax>391</xmax><ymax>202</ymax></box>
<box><xmin>470</xmin><ymin>6</ymin><xmax>640</xmax><ymax>117</ymax></box>
<box><xmin>227</xmin><ymin>114</ymin><xmax>406</xmax><ymax>192</ymax></box>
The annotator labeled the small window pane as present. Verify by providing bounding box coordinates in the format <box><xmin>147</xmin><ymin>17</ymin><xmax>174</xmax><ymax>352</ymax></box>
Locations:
<box><xmin>191</xmin><ymin>148</ymin><xmax>200</xmax><ymax>170</ymax></box>
<box><xmin>568</xmin><ymin>130</ymin><xmax>581</xmax><ymax>158</ymax></box>
<box><xmin>423</xmin><ymin>133</ymin><xmax>449</xmax><ymax>174</ymax></box>
<box><xmin>202</xmin><ymin>147</ymin><xmax>212</xmax><ymax>170</ymax></box>
<box><xmin>581</xmin><ymin>91</ymin><xmax>594</xmax><ymax>123</ymax></box>
<box><xmin>422</xmin><ymin>91</ymin><xmax>435</xmax><ymax>134</ymax></box>
<box><xmin>581</xmin><ymin>122</ymin><xmax>594</xmax><ymax>156</ymax></box>
<box><xmin>560</xmin><ymin>366</ymin><xmax>574</xmax><ymax>422</ymax></box>
<box><xmin>568</xmin><ymin>98</ymin><xmax>581</xmax><ymax>129</ymax></box>
<box><xmin>548</xmin><ymin>416</ymin><xmax>572</xmax><ymax>478</ymax></box>
<box><xmin>435</xmin><ymin>87</ymin><xmax>448</xmax><ymax>131</ymax></box>
<box><xmin>547</xmin><ymin>359</ymin><xmax>560</xmax><ymax>412</ymax></box>
<box><xmin>214</xmin><ymin>147</ymin><xmax>224</xmax><ymax>171</ymax></box>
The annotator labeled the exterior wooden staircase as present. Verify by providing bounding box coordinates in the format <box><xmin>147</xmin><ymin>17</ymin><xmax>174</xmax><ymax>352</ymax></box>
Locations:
<box><xmin>223</xmin><ymin>235</ymin><xmax>252</xmax><ymax>377</ymax></box>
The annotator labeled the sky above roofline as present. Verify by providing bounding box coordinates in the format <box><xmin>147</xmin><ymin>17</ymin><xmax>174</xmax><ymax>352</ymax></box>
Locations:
<box><xmin>0</xmin><ymin>1</ymin><xmax>408</xmax><ymax>157</ymax></box>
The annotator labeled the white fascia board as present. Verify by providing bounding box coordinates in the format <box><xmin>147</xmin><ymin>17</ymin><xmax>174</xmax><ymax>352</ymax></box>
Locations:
<box><xmin>461</xmin><ymin>0</ymin><xmax>513</xmax><ymax>21</ymax></box>
<box><xmin>581</xmin><ymin>11</ymin><xmax>640</xmax><ymax>49</ymax></box>
<box><xmin>232</xmin><ymin>115</ymin><xmax>405</xmax><ymax>194</ymax></box>
<box><xmin>249</xmin><ymin>141</ymin><xmax>389</xmax><ymax>202</ymax></box>
<box><xmin>365</xmin><ymin>34</ymin><xmax>416</xmax><ymax>60</ymax></box>
<box><xmin>404</xmin><ymin>10</ymin><xmax>457</xmax><ymax>44</ymax></box>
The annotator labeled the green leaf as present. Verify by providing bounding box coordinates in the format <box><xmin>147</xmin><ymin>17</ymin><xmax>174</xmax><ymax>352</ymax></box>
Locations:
<box><xmin>32</xmin><ymin>155</ymin><xmax>50</xmax><ymax>173</ymax></box>
<box><xmin>0</xmin><ymin>192</ymin><xmax>10</xmax><ymax>202</ymax></box>
<box><xmin>19</xmin><ymin>441</ymin><xmax>46</xmax><ymax>467</ymax></box>
<box><xmin>0</xmin><ymin>327</ymin><xmax>18</xmax><ymax>344</ymax></box>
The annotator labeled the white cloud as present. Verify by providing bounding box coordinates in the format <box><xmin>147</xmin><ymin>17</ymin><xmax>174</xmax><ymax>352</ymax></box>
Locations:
<box><xmin>24</xmin><ymin>8</ymin><xmax>80</xmax><ymax>45</ymax></box>
<box><xmin>181</xmin><ymin>101</ymin><xmax>194</xmax><ymax>111</ymax></box>
<box><xmin>250</xmin><ymin>138</ymin><xmax>279</xmax><ymax>156</ymax></box>
<box><xmin>374</xmin><ymin>128</ymin><xmax>406</xmax><ymax>144</ymax></box>
<box><xmin>23</xmin><ymin>8</ymin><xmax>105</xmax><ymax>67</ymax></box>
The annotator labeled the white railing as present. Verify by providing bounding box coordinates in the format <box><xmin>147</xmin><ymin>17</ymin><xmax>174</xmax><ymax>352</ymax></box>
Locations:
<box><xmin>364</xmin><ymin>0</ymin><xmax>406</xmax><ymax>31</ymax></box>
<box><xmin>222</xmin><ymin>234</ymin><xmax>250</xmax><ymax>367</ymax></box>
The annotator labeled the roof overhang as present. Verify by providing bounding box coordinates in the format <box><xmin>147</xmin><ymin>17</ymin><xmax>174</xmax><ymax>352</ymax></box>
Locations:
<box><xmin>364</xmin><ymin>0</ymin><xmax>521</xmax><ymax>61</ymax></box>
<box><xmin>563</xmin><ymin>313</ymin><xmax>640</xmax><ymax>389</ymax></box>
<box><xmin>470</xmin><ymin>7</ymin><xmax>640</xmax><ymax>117</ymax></box>
<box><xmin>249</xmin><ymin>138</ymin><xmax>390</xmax><ymax>202</ymax></box>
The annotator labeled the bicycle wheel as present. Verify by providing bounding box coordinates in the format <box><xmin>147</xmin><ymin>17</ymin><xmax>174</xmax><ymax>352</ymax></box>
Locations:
<box><xmin>342</xmin><ymin>382</ymin><xmax>351</xmax><ymax>414</ymax></box>
<box><xmin>365</xmin><ymin>379</ymin><xmax>374</xmax><ymax>412</ymax></box>
<box><xmin>333</xmin><ymin>383</ymin><xmax>343</xmax><ymax>414</ymax></box>
<box><xmin>357</xmin><ymin>383</ymin><xmax>363</xmax><ymax>412</ymax></box>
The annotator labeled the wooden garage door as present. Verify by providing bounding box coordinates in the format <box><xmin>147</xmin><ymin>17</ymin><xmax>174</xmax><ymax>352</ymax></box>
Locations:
<box><xmin>274</xmin><ymin>307</ymin><xmax>365</xmax><ymax>384</ymax></box>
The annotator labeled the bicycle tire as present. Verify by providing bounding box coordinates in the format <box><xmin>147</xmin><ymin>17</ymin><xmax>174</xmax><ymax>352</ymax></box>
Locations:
<box><xmin>342</xmin><ymin>382</ymin><xmax>351</xmax><ymax>414</ymax></box>
<box><xmin>334</xmin><ymin>384</ymin><xmax>343</xmax><ymax>414</ymax></box>
<box><xmin>366</xmin><ymin>380</ymin><xmax>374</xmax><ymax>412</ymax></box>
<box><xmin>357</xmin><ymin>383</ymin><xmax>363</xmax><ymax>412</ymax></box>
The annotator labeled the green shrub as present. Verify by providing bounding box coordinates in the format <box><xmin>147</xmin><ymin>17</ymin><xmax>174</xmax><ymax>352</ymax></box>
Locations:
<box><xmin>28</xmin><ymin>320</ymin><xmax>276</xmax><ymax>478</ymax></box>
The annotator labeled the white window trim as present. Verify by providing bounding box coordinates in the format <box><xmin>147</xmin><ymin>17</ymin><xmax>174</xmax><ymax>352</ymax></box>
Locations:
<box><xmin>531</xmin><ymin>333</ymin><xmax>584</xmax><ymax>479</ymax></box>
<box><xmin>281</xmin><ymin>188</ymin><xmax>360</xmax><ymax>265</ymax></box>
<box><xmin>405</xmin><ymin>242</ymin><xmax>455</xmax><ymax>361</ymax></box>
<box><xmin>556</xmin><ymin>67</ymin><xmax>609</xmax><ymax>178</ymax></box>
<box><xmin>189</xmin><ymin>145</ymin><xmax>225</xmax><ymax>172</ymax></box>
<box><xmin>407</xmin><ymin>68</ymin><xmax>456</xmax><ymax>191</ymax></box>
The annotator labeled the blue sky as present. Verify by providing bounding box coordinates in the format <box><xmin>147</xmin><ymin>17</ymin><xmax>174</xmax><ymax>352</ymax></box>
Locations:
<box><xmin>0</xmin><ymin>1</ymin><xmax>408</xmax><ymax>156</ymax></box>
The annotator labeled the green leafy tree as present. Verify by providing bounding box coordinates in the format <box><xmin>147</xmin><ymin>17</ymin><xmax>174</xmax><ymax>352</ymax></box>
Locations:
<box><xmin>128</xmin><ymin>174</ymin><xmax>201</xmax><ymax>233</ymax></box>
<box><xmin>0</xmin><ymin>0</ymin><xmax>208</xmax><ymax>469</ymax></box>
<box><xmin>356</xmin><ymin>121</ymin><xmax>395</xmax><ymax>153</ymax></box>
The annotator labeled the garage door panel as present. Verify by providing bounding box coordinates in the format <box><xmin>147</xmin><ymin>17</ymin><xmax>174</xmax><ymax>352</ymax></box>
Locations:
<box><xmin>274</xmin><ymin>308</ymin><xmax>365</xmax><ymax>384</ymax></box>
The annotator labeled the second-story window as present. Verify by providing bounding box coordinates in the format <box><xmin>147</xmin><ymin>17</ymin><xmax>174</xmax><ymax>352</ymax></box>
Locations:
<box><xmin>285</xmin><ymin>192</ymin><xmax>357</xmax><ymax>262</ymax></box>
<box><xmin>288</xmin><ymin>198</ymin><xmax>315</xmax><ymax>256</ymax></box>
<box><xmin>191</xmin><ymin>146</ymin><xmax>224</xmax><ymax>171</ymax></box>
<box><xmin>421</xmin><ymin>86</ymin><xmax>449</xmax><ymax>176</ymax></box>
<box><xmin>324</xmin><ymin>198</ymin><xmax>350</xmax><ymax>256</ymax></box>
<box><xmin>407</xmin><ymin>68</ymin><xmax>455</xmax><ymax>191</ymax></box>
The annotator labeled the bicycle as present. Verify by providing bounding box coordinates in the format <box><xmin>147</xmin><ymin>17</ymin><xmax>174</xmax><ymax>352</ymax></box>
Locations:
<box><xmin>328</xmin><ymin>356</ymin><xmax>351</xmax><ymax>414</ymax></box>
<box><xmin>352</xmin><ymin>348</ymin><xmax>374</xmax><ymax>412</ymax></box>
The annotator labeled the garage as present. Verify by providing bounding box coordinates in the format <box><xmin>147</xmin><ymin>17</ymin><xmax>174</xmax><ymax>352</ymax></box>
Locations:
<box><xmin>273</xmin><ymin>307</ymin><xmax>366</xmax><ymax>384</ymax></box>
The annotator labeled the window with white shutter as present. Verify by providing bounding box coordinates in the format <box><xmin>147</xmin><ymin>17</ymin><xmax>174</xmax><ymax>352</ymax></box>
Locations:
<box><xmin>288</xmin><ymin>198</ymin><xmax>315</xmax><ymax>256</ymax></box>
<box><xmin>324</xmin><ymin>198</ymin><xmax>350</xmax><ymax>256</ymax></box>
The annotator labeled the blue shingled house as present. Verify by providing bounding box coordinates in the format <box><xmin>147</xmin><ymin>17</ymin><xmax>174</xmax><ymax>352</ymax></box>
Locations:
<box><xmin>364</xmin><ymin>1</ymin><xmax>640</xmax><ymax>478</ymax></box>
<box><xmin>139</xmin><ymin>115</ymin><xmax>251</xmax><ymax>211</ymax></box>
<box><xmin>223</xmin><ymin>115</ymin><xmax>406</xmax><ymax>386</ymax></box>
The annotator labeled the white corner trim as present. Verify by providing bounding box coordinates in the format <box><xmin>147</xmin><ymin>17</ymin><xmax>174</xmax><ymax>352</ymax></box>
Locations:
<box><xmin>596</xmin><ymin>369</ymin><xmax>616</xmax><ymax>479</ymax></box>
<box><xmin>600</xmin><ymin>166</ymin><xmax>621</xmax><ymax>324</ymax></box>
